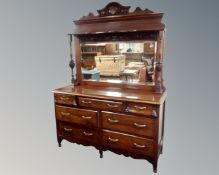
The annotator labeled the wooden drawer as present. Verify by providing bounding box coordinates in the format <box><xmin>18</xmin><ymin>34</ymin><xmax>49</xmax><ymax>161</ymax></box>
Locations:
<box><xmin>78</xmin><ymin>97</ymin><xmax>123</xmax><ymax>112</ymax></box>
<box><xmin>125</xmin><ymin>102</ymin><xmax>157</xmax><ymax>117</ymax></box>
<box><xmin>102</xmin><ymin>130</ymin><xmax>154</xmax><ymax>157</ymax></box>
<box><xmin>101</xmin><ymin>112</ymin><xmax>155</xmax><ymax>138</ymax></box>
<box><xmin>54</xmin><ymin>94</ymin><xmax>76</xmax><ymax>106</ymax></box>
<box><xmin>59</xmin><ymin>122</ymin><xmax>98</xmax><ymax>145</ymax></box>
<box><xmin>56</xmin><ymin>105</ymin><xmax>98</xmax><ymax>128</ymax></box>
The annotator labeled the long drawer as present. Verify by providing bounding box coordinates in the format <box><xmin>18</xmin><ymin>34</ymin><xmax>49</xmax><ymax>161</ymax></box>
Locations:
<box><xmin>56</xmin><ymin>105</ymin><xmax>98</xmax><ymax>128</ymax></box>
<box><xmin>102</xmin><ymin>130</ymin><xmax>154</xmax><ymax>157</ymax></box>
<box><xmin>101</xmin><ymin>112</ymin><xmax>155</xmax><ymax>138</ymax></box>
<box><xmin>59</xmin><ymin>122</ymin><xmax>98</xmax><ymax>145</ymax></box>
<box><xmin>78</xmin><ymin>97</ymin><xmax>123</xmax><ymax>112</ymax></box>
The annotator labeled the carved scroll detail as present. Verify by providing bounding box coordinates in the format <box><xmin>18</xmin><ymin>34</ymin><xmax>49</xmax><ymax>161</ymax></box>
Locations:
<box><xmin>97</xmin><ymin>2</ymin><xmax>130</xmax><ymax>17</ymax></box>
<box><xmin>80</xmin><ymin>2</ymin><xmax>154</xmax><ymax>19</ymax></box>
<box><xmin>133</xmin><ymin>7</ymin><xmax>154</xmax><ymax>14</ymax></box>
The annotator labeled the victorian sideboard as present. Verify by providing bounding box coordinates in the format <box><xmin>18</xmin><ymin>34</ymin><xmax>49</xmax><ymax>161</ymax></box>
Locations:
<box><xmin>53</xmin><ymin>2</ymin><xmax>166</xmax><ymax>173</ymax></box>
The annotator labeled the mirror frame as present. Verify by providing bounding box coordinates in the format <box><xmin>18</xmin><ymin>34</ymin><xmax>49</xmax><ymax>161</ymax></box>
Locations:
<box><xmin>71</xmin><ymin>3</ymin><xmax>165</xmax><ymax>93</ymax></box>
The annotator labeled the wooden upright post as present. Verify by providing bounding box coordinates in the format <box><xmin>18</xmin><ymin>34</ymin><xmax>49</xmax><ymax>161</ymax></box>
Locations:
<box><xmin>74</xmin><ymin>36</ymin><xmax>82</xmax><ymax>85</ymax></box>
<box><xmin>155</xmin><ymin>31</ymin><xmax>165</xmax><ymax>93</ymax></box>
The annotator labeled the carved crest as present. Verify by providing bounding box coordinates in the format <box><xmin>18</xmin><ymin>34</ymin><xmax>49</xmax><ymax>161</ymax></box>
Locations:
<box><xmin>79</xmin><ymin>2</ymin><xmax>155</xmax><ymax>20</ymax></box>
<box><xmin>97</xmin><ymin>2</ymin><xmax>130</xmax><ymax>17</ymax></box>
<box><xmin>133</xmin><ymin>7</ymin><xmax>154</xmax><ymax>14</ymax></box>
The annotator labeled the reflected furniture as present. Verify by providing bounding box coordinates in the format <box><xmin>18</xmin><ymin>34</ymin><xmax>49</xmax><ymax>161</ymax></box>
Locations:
<box><xmin>82</xmin><ymin>70</ymin><xmax>100</xmax><ymax>81</ymax></box>
<box><xmin>95</xmin><ymin>55</ymin><xmax>125</xmax><ymax>76</ymax></box>
<box><xmin>53</xmin><ymin>2</ymin><xmax>166</xmax><ymax>173</ymax></box>
<box><xmin>120</xmin><ymin>69</ymin><xmax>139</xmax><ymax>81</ymax></box>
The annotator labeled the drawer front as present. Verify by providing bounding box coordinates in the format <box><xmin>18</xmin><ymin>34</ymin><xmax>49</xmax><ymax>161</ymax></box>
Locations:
<box><xmin>56</xmin><ymin>105</ymin><xmax>98</xmax><ymax>128</ymax></box>
<box><xmin>125</xmin><ymin>102</ymin><xmax>157</xmax><ymax>117</ymax></box>
<box><xmin>101</xmin><ymin>112</ymin><xmax>155</xmax><ymax>137</ymax></box>
<box><xmin>102</xmin><ymin>130</ymin><xmax>154</xmax><ymax>157</ymax></box>
<box><xmin>54</xmin><ymin>94</ymin><xmax>76</xmax><ymax>106</ymax></box>
<box><xmin>78</xmin><ymin>97</ymin><xmax>123</xmax><ymax>112</ymax></box>
<box><xmin>59</xmin><ymin>122</ymin><xmax>98</xmax><ymax>144</ymax></box>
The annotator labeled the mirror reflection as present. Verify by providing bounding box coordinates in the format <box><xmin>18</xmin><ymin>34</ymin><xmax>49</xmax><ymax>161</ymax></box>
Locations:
<box><xmin>81</xmin><ymin>41</ymin><xmax>156</xmax><ymax>84</ymax></box>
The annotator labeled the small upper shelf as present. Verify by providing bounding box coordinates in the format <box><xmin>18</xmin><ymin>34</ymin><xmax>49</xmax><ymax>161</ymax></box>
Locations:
<box><xmin>73</xmin><ymin>2</ymin><xmax>164</xmax><ymax>35</ymax></box>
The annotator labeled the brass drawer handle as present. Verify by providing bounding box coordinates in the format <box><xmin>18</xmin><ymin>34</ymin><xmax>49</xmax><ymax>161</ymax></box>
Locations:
<box><xmin>108</xmin><ymin>137</ymin><xmax>119</xmax><ymax>143</ymax></box>
<box><xmin>134</xmin><ymin>105</ymin><xmax>147</xmax><ymax>111</ymax></box>
<box><xmin>81</xmin><ymin>115</ymin><xmax>92</xmax><ymax>120</ymax></box>
<box><xmin>83</xmin><ymin>131</ymin><xmax>93</xmax><ymax>136</ymax></box>
<box><xmin>60</xmin><ymin>97</ymin><xmax>70</xmax><ymax>100</ymax></box>
<box><xmin>133</xmin><ymin>123</ymin><xmax>147</xmax><ymax>128</ymax></box>
<box><xmin>64</xmin><ymin>128</ymin><xmax>72</xmax><ymax>132</ymax></box>
<box><xmin>108</xmin><ymin>118</ymin><xmax>119</xmax><ymax>124</ymax></box>
<box><xmin>134</xmin><ymin>143</ymin><xmax>146</xmax><ymax>148</ymax></box>
<box><xmin>61</xmin><ymin>112</ymin><xmax>71</xmax><ymax>116</ymax></box>
<box><xmin>107</xmin><ymin>104</ymin><xmax>119</xmax><ymax>108</ymax></box>
<box><xmin>81</xmin><ymin>100</ymin><xmax>92</xmax><ymax>104</ymax></box>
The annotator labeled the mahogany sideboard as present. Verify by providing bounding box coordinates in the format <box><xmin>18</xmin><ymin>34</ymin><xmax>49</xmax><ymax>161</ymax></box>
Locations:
<box><xmin>53</xmin><ymin>2</ymin><xmax>166</xmax><ymax>173</ymax></box>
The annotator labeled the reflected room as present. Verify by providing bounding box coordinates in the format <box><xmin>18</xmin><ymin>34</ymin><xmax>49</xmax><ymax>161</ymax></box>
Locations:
<box><xmin>81</xmin><ymin>41</ymin><xmax>157</xmax><ymax>84</ymax></box>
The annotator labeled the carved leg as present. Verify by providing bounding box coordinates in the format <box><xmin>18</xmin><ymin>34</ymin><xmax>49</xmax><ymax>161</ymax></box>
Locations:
<box><xmin>99</xmin><ymin>150</ymin><xmax>103</xmax><ymax>158</ymax></box>
<box><xmin>58</xmin><ymin>142</ymin><xmax>61</xmax><ymax>147</ymax></box>
<box><xmin>153</xmin><ymin>163</ymin><xmax>157</xmax><ymax>173</ymax></box>
<box><xmin>152</xmin><ymin>160</ymin><xmax>158</xmax><ymax>173</ymax></box>
<box><xmin>58</xmin><ymin>137</ymin><xmax>63</xmax><ymax>147</ymax></box>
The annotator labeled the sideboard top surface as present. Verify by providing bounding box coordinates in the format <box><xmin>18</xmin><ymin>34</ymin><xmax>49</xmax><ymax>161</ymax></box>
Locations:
<box><xmin>53</xmin><ymin>85</ymin><xmax>167</xmax><ymax>105</ymax></box>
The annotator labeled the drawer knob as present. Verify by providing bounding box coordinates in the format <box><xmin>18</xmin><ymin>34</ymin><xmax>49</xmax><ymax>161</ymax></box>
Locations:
<box><xmin>83</xmin><ymin>131</ymin><xmax>93</xmax><ymax>136</ymax></box>
<box><xmin>64</xmin><ymin>128</ymin><xmax>72</xmax><ymax>132</ymax></box>
<box><xmin>108</xmin><ymin>137</ymin><xmax>119</xmax><ymax>143</ymax></box>
<box><xmin>61</xmin><ymin>112</ymin><xmax>71</xmax><ymax>116</ymax></box>
<box><xmin>108</xmin><ymin>118</ymin><xmax>119</xmax><ymax>124</ymax></box>
<box><xmin>133</xmin><ymin>123</ymin><xmax>147</xmax><ymax>128</ymax></box>
<box><xmin>107</xmin><ymin>104</ymin><xmax>119</xmax><ymax>108</ymax></box>
<box><xmin>134</xmin><ymin>105</ymin><xmax>147</xmax><ymax>111</ymax></box>
<box><xmin>133</xmin><ymin>143</ymin><xmax>146</xmax><ymax>148</ymax></box>
<box><xmin>81</xmin><ymin>100</ymin><xmax>92</xmax><ymax>104</ymax></box>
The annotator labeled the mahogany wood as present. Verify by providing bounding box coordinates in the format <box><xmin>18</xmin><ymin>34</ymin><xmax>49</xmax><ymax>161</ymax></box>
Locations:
<box><xmin>59</xmin><ymin>122</ymin><xmax>99</xmax><ymax>145</ymax></box>
<box><xmin>74</xmin><ymin>36</ymin><xmax>82</xmax><ymax>85</ymax></box>
<box><xmin>102</xmin><ymin>130</ymin><xmax>154</xmax><ymax>157</ymax></box>
<box><xmin>101</xmin><ymin>111</ymin><xmax>155</xmax><ymax>138</ymax></box>
<box><xmin>56</xmin><ymin>105</ymin><xmax>98</xmax><ymax>128</ymax></box>
<box><xmin>53</xmin><ymin>85</ymin><xmax>167</xmax><ymax>105</ymax></box>
<box><xmin>54</xmin><ymin>94</ymin><xmax>76</xmax><ymax>106</ymax></box>
<box><xmin>53</xmin><ymin>2</ymin><xmax>166</xmax><ymax>173</ymax></box>
<box><xmin>53</xmin><ymin>85</ymin><xmax>166</xmax><ymax>173</ymax></box>
<box><xmin>78</xmin><ymin>97</ymin><xmax>124</xmax><ymax>112</ymax></box>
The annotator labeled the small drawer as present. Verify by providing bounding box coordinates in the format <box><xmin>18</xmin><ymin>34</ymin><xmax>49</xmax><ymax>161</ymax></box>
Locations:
<box><xmin>59</xmin><ymin>122</ymin><xmax>98</xmax><ymax>145</ymax></box>
<box><xmin>125</xmin><ymin>102</ymin><xmax>157</xmax><ymax>117</ymax></box>
<box><xmin>78</xmin><ymin>97</ymin><xmax>123</xmax><ymax>112</ymax></box>
<box><xmin>101</xmin><ymin>112</ymin><xmax>155</xmax><ymax>138</ymax></box>
<box><xmin>102</xmin><ymin>130</ymin><xmax>154</xmax><ymax>157</ymax></box>
<box><xmin>54</xmin><ymin>94</ymin><xmax>76</xmax><ymax>106</ymax></box>
<box><xmin>56</xmin><ymin>105</ymin><xmax>98</xmax><ymax>128</ymax></box>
